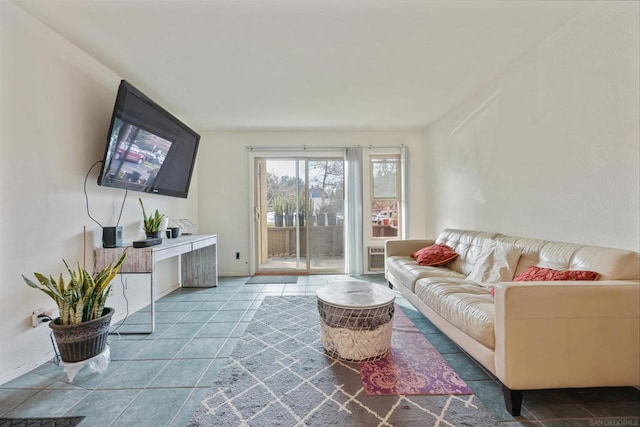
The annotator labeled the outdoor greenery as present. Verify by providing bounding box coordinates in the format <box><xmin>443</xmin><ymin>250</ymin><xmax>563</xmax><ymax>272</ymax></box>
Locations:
<box><xmin>266</xmin><ymin>160</ymin><xmax>344</xmax><ymax>223</ymax></box>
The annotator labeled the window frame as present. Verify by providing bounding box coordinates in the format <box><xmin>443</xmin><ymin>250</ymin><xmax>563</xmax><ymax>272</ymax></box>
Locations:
<box><xmin>368</xmin><ymin>154</ymin><xmax>402</xmax><ymax>240</ymax></box>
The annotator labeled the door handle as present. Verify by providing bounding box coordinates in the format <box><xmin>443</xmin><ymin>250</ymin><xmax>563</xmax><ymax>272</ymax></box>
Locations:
<box><xmin>254</xmin><ymin>206</ymin><xmax>260</xmax><ymax>221</ymax></box>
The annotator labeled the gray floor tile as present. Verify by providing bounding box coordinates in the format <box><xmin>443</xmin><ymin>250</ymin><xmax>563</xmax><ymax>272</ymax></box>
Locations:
<box><xmin>216</xmin><ymin>338</ymin><xmax>239</xmax><ymax>358</ymax></box>
<box><xmin>62</xmin><ymin>360</ymin><xmax>128</xmax><ymax>390</ymax></box>
<box><xmin>196</xmin><ymin>322</ymin><xmax>238</xmax><ymax>338</ymax></box>
<box><xmin>108</xmin><ymin>338</ymin><xmax>150</xmax><ymax>361</ymax></box>
<box><xmin>0</xmin><ymin>373</ymin><xmax>57</xmax><ymax>390</ymax></box>
<box><xmin>176</xmin><ymin>310</ymin><xmax>216</xmax><ymax>323</ymax></box>
<box><xmin>410</xmin><ymin>318</ymin><xmax>443</xmax><ymax>334</ymax></box>
<box><xmin>44</xmin><ymin>381</ymin><xmax>86</xmax><ymax>391</ymax></box>
<box><xmin>114</xmin><ymin>311</ymin><xmax>153</xmax><ymax>325</ymax></box>
<box><xmin>210</xmin><ymin>286</ymin><xmax>238</xmax><ymax>294</ymax></box>
<box><xmin>154</xmin><ymin>311</ymin><xmax>187</xmax><ymax>324</ymax></box>
<box><xmin>222</xmin><ymin>300</ymin><xmax>254</xmax><ymax>310</ymax></box>
<box><xmin>112</xmin><ymin>388</ymin><xmax>192</xmax><ymax>427</ymax></box>
<box><xmin>132</xmin><ymin>338</ymin><xmax>190</xmax><ymax>360</ymax></box>
<box><xmin>109</xmin><ymin>322</ymin><xmax>171</xmax><ymax>337</ymax></box>
<box><xmin>177</xmin><ymin>338</ymin><xmax>227</xmax><ymax>358</ymax></box>
<box><xmin>5</xmin><ymin>389</ymin><xmax>88</xmax><ymax>418</ymax></box>
<box><xmin>169</xmin><ymin>388</ymin><xmax>210</xmax><ymax>427</ymax></box>
<box><xmin>540</xmin><ymin>420</ymin><xmax>609</xmax><ymax>427</ymax></box>
<box><xmin>565</xmin><ymin>387</ymin><xmax>640</xmax><ymax>417</ymax></box>
<box><xmin>242</xmin><ymin>310</ymin><xmax>257</xmax><ymax>322</ymax></box>
<box><xmin>148</xmin><ymin>359</ymin><xmax>211</xmax><ymax>388</ymax></box>
<box><xmin>229</xmin><ymin>291</ymin><xmax>261</xmax><ymax>300</ymax></box>
<box><xmin>155</xmin><ymin>301</ymin><xmax>201</xmax><ymax>312</ymax></box>
<box><xmin>210</xmin><ymin>310</ymin><xmax>246</xmax><ymax>322</ymax></box>
<box><xmin>467</xmin><ymin>379</ymin><xmax>533</xmax><ymax>422</ymax></box>
<box><xmin>30</xmin><ymin>361</ymin><xmax>63</xmax><ymax>378</ymax></box>
<box><xmin>262</xmin><ymin>284</ymin><xmax>286</xmax><ymax>292</ymax></box>
<box><xmin>443</xmin><ymin>352</ymin><xmax>491</xmax><ymax>381</ymax></box>
<box><xmin>192</xmin><ymin>300</ymin><xmax>226</xmax><ymax>311</ymax></box>
<box><xmin>0</xmin><ymin>389</ymin><xmax>39</xmax><ymax>417</ymax></box>
<box><xmin>523</xmin><ymin>389</ymin><xmax>596</xmax><ymax>420</ymax></box>
<box><xmin>65</xmin><ymin>389</ymin><xmax>140</xmax><ymax>425</ymax></box>
<box><xmin>497</xmin><ymin>421</ymin><xmax>543</xmax><ymax>426</ymax></box>
<box><xmin>205</xmin><ymin>293</ymin><xmax>234</xmax><ymax>301</ymax></box>
<box><xmin>159</xmin><ymin>292</ymin><xmax>209</xmax><ymax>302</ymax></box>
<box><xmin>159</xmin><ymin>322</ymin><xmax>204</xmax><ymax>339</ymax></box>
<box><xmin>196</xmin><ymin>358</ymin><xmax>228</xmax><ymax>388</ymax></box>
<box><xmin>425</xmin><ymin>332</ymin><xmax>462</xmax><ymax>354</ymax></box>
<box><xmin>96</xmin><ymin>360</ymin><xmax>168</xmax><ymax>389</ymax></box>
<box><xmin>231</xmin><ymin>322</ymin><xmax>249</xmax><ymax>337</ymax></box>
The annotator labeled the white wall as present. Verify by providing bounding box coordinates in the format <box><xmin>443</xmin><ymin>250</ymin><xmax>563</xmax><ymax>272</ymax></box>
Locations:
<box><xmin>197</xmin><ymin>130</ymin><xmax>425</xmax><ymax>275</ymax></box>
<box><xmin>423</xmin><ymin>1</ymin><xmax>639</xmax><ymax>251</ymax></box>
<box><xmin>0</xmin><ymin>2</ymin><xmax>198</xmax><ymax>384</ymax></box>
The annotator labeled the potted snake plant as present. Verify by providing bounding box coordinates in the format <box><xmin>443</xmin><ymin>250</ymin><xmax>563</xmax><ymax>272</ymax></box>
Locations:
<box><xmin>139</xmin><ymin>198</ymin><xmax>165</xmax><ymax>238</ymax></box>
<box><xmin>22</xmin><ymin>251</ymin><xmax>126</xmax><ymax>362</ymax></box>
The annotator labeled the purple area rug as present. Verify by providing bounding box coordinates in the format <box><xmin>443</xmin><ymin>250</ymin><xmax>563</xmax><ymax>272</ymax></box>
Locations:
<box><xmin>358</xmin><ymin>308</ymin><xmax>473</xmax><ymax>396</ymax></box>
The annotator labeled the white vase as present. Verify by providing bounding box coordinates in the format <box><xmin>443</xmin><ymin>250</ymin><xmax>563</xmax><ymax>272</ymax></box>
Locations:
<box><xmin>161</xmin><ymin>217</ymin><xmax>170</xmax><ymax>231</ymax></box>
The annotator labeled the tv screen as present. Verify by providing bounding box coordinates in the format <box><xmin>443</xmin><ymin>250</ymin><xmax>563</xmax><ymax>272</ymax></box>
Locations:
<box><xmin>97</xmin><ymin>80</ymin><xmax>200</xmax><ymax>198</ymax></box>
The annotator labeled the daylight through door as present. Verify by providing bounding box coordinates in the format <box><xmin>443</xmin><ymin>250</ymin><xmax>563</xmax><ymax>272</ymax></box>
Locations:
<box><xmin>255</xmin><ymin>157</ymin><xmax>345</xmax><ymax>273</ymax></box>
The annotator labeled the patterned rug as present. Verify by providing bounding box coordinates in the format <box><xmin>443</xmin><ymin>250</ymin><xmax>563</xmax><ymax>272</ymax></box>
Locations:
<box><xmin>188</xmin><ymin>295</ymin><xmax>496</xmax><ymax>426</ymax></box>
<box><xmin>359</xmin><ymin>309</ymin><xmax>473</xmax><ymax>396</ymax></box>
<box><xmin>245</xmin><ymin>275</ymin><xmax>299</xmax><ymax>284</ymax></box>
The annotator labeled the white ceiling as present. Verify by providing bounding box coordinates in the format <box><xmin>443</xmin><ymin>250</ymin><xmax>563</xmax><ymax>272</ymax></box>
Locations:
<box><xmin>13</xmin><ymin>0</ymin><xmax>590</xmax><ymax>131</ymax></box>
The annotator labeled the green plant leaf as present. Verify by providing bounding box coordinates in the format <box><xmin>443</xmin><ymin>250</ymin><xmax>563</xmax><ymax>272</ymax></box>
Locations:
<box><xmin>22</xmin><ymin>251</ymin><xmax>127</xmax><ymax>325</ymax></box>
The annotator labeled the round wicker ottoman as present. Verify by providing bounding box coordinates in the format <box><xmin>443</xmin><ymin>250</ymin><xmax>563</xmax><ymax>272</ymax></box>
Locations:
<box><xmin>316</xmin><ymin>282</ymin><xmax>395</xmax><ymax>361</ymax></box>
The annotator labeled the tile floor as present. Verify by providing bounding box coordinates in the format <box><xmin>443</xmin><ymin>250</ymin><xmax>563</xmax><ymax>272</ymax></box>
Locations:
<box><xmin>1</xmin><ymin>275</ymin><xmax>638</xmax><ymax>426</ymax></box>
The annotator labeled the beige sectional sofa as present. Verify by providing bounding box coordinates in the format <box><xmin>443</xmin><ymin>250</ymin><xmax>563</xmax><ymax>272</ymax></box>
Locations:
<box><xmin>385</xmin><ymin>229</ymin><xmax>640</xmax><ymax>416</ymax></box>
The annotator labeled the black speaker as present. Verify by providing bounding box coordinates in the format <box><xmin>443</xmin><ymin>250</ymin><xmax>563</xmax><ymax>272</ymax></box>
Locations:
<box><xmin>102</xmin><ymin>226</ymin><xmax>123</xmax><ymax>248</ymax></box>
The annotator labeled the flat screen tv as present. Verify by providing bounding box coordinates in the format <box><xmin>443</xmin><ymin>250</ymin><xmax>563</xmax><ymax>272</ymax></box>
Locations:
<box><xmin>97</xmin><ymin>80</ymin><xmax>200</xmax><ymax>198</ymax></box>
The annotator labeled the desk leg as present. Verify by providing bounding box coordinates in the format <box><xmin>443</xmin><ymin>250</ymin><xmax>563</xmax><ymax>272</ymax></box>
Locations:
<box><xmin>110</xmin><ymin>272</ymin><xmax>155</xmax><ymax>335</ymax></box>
<box><xmin>181</xmin><ymin>244</ymin><xmax>217</xmax><ymax>287</ymax></box>
<box><xmin>150</xmin><ymin>270</ymin><xmax>156</xmax><ymax>332</ymax></box>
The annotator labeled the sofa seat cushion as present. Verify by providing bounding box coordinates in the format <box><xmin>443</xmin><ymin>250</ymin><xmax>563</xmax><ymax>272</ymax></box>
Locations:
<box><xmin>415</xmin><ymin>277</ymin><xmax>495</xmax><ymax>349</ymax></box>
<box><xmin>387</xmin><ymin>256</ymin><xmax>465</xmax><ymax>292</ymax></box>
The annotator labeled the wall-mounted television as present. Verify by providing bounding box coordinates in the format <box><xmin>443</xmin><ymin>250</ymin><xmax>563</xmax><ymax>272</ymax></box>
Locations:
<box><xmin>97</xmin><ymin>80</ymin><xmax>200</xmax><ymax>198</ymax></box>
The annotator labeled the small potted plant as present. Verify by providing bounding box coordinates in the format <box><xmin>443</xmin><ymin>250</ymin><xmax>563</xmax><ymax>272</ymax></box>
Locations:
<box><xmin>22</xmin><ymin>252</ymin><xmax>127</xmax><ymax>363</ymax></box>
<box><xmin>139</xmin><ymin>198</ymin><xmax>164</xmax><ymax>238</ymax></box>
<box><xmin>272</xmin><ymin>197</ymin><xmax>284</xmax><ymax>227</ymax></box>
<box><xmin>284</xmin><ymin>198</ymin><xmax>295</xmax><ymax>227</ymax></box>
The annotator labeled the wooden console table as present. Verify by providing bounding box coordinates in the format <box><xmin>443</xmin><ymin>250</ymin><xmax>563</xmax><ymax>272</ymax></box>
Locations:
<box><xmin>94</xmin><ymin>234</ymin><xmax>217</xmax><ymax>333</ymax></box>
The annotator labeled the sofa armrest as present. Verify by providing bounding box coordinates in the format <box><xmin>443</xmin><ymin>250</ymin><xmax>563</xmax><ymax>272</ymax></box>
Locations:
<box><xmin>384</xmin><ymin>239</ymin><xmax>435</xmax><ymax>258</ymax></box>
<box><xmin>494</xmin><ymin>280</ymin><xmax>640</xmax><ymax>390</ymax></box>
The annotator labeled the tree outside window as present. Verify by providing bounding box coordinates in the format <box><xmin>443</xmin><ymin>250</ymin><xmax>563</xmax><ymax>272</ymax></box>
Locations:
<box><xmin>371</xmin><ymin>156</ymin><xmax>400</xmax><ymax>238</ymax></box>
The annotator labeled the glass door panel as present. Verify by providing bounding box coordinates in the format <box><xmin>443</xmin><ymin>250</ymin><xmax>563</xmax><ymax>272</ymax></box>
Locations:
<box><xmin>255</xmin><ymin>157</ymin><xmax>344</xmax><ymax>273</ymax></box>
<box><xmin>257</xmin><ymin>159</ymin><xmax>306</xmax><ymax>271</ymax></box>
<box><xmin>308</xmin><ymin>159</ymin><xmax>344</xmax><ymax>272</ymax></box>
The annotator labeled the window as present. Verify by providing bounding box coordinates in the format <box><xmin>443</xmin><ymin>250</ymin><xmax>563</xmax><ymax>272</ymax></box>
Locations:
<box><xmin>370</xmin><ymin>156</ymin><xmax>400</xmax><ymax>238</ymax></box>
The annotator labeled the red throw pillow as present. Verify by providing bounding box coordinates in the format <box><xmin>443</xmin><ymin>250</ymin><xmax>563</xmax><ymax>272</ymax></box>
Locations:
<box><xmin>411</xmin><ymin>244</ymin><xmax>458</xmax><ymax>267</ymax></box>
<box><xmin>491</xmin><ymin>266</ymin><xmax>600</xmax><ymax>297</ymax></box>
<box><xmin>513</xmin><ymin>265</ymin><xmax>600</xmax><ymax>282</ymax></box>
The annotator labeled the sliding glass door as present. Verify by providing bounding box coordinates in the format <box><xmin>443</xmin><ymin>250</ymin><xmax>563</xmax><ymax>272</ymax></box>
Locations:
<box><xmin>255</xmin><ymin>157</ymin><xmax>344</xmax><ymax>273</ymax></box>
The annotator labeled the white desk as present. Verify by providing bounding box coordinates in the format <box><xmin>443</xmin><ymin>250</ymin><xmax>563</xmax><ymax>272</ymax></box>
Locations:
<box><xmin>94</xmin><ymin>234</ymin><xmax>217</xmax><ymax>333</ymax></box>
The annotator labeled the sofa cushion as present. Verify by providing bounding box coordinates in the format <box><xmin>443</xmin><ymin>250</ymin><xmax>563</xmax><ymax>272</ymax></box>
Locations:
<box><xmin>386</xmin><ymin>256</ymin><xmax>465</xmax><ymax>293</ymax></box>
<box><xmin>415</xmin><ymin>277</ymin><xmax>495</xmax><ymax>349</ymax></box>
<box><xmin>513</xmin><ymin>265</ymin><xmax>600</xmax><ymax>281</ymax></box>
<box><xmin>411</xmin><ymin>244</ymin><xmax>458</xmax><ymax>266</ymax></box>
<box><xmin>467</xmin><ymin>240</ymin><xmax>522</xmax><ymax>285</ymax></box>
<box><xmin>435</xmin><ymin>229</ymin><xmax>499</xmax><ymax>275</ymax></box>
